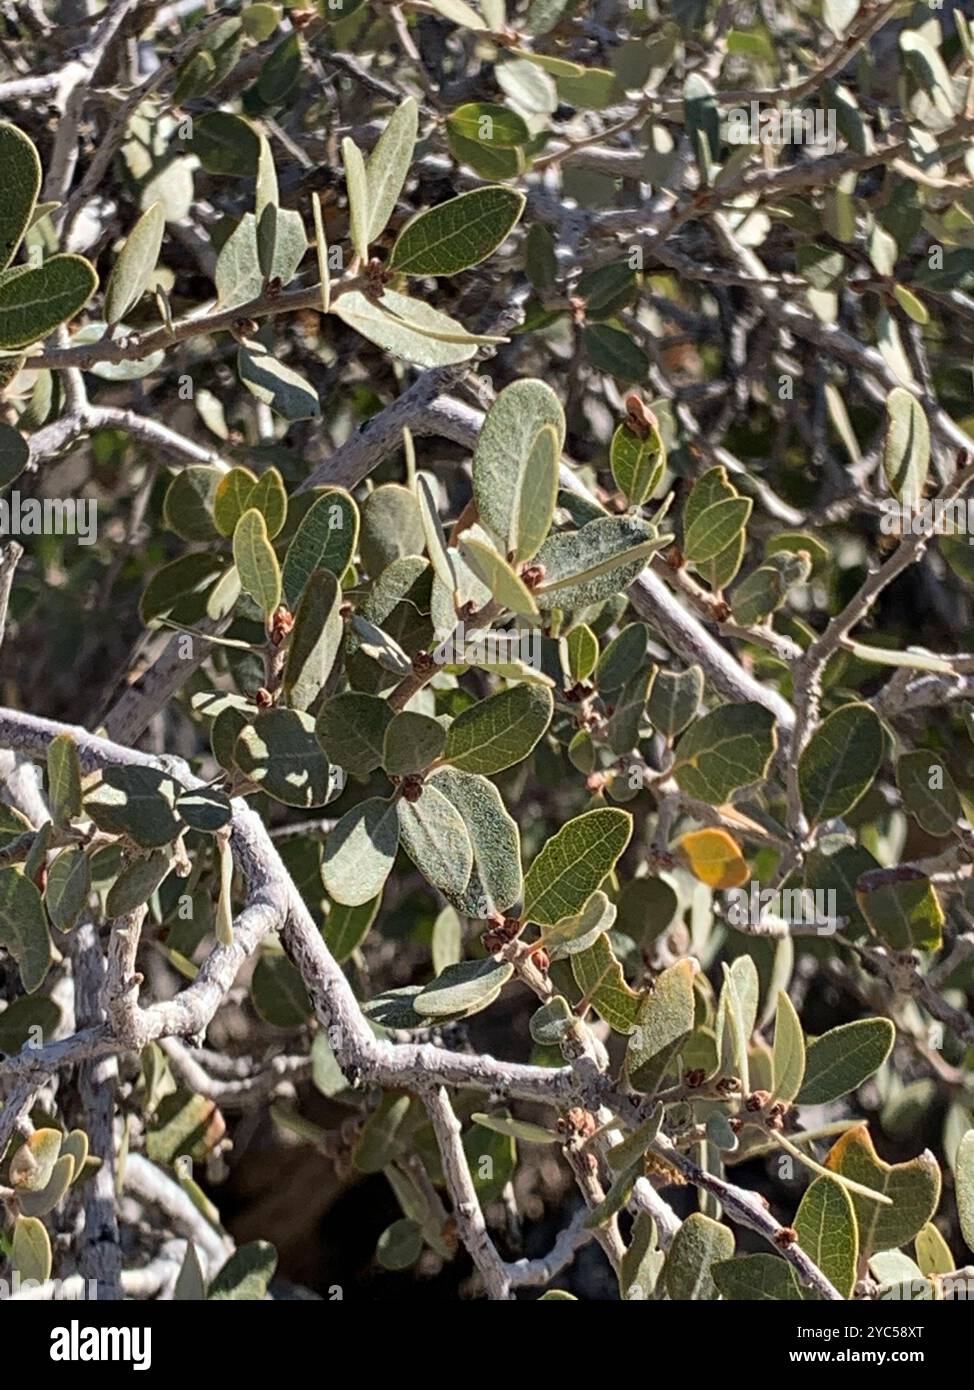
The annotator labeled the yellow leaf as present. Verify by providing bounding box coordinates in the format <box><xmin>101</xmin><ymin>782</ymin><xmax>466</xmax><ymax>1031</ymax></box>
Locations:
<box><xmin>678</xmin><ymin>827</ymin><xmax>749</xmax><ymax>889</ymax></box>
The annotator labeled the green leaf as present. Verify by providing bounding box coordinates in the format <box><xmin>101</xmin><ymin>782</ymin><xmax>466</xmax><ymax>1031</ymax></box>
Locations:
<box><xmin>570</xmin><ymin>933</ymin><xmax>641</xmax><ymax>1032</ymax></box>
<box><xmin>415</xmin><ymin>956</ymin><xmax>513</xmax><ymax>1019</ymax></box>
<box><xmin>250</xmin><ymin>467</ymin><xmax>288</xmax><ymax>539</ymax></box>
<box><xmin>892</xmin><ymin>283</ymin><xmax>928</xmax><ymax>325</ymax></box>
<box><xmin>86</xmin><ymin>766</ymin><xmax>182</xmax><ymax>849</ymax></box>
<box><xmin>238</xmin><ymin>341</ymin><xmax>319</xmax><ymax>421</ymax></box>
<box><xmin>377</xmin><ymin>1219</ymin><xmax>423</xmax><ymax>1270</ymax></box>
<box><xmin>256</xmin><ymin>135</ymin><xmax>279</xmax><ymax>275</ymax></box>
<box><xmin>12</xmin><ymin>1215</ymin><xmax>51</xmax><ymax>1284</ymax></box>
<box><xmin>316</xmin><ymin>692</ymin><xmax>393</xmax><ymax>775</ymax></box>
<box><xmin>322</xmin><ymin>797</ymin><xmax>399</xmax><ymax>906</ymax></box>
<box><xmin>397</xmin><ymin>784</ymin><xmax>474</xmax><ymax>899</ymax></box>
<box><xmin>332</xmin><ymin>288</ymin><xmax>479</xmax><ymax>368</ymax></box>
<box><xmin>610</xmin><ymin>417</ymin><xmax>666</xmax><ymax>506</ymax></box>
<box><xmin>176</xmin><ymin>787</ymin><xmax>232</xmax><ymax>833</ymax></box>
<box><xmin>282</xmin><ymin>569</ymin><xmax>342</xmax><ymax>712</ymax></box>
<box><xmin>325</xmin><ymin>894</ymin><xmax>381</xmax><ymax>965</ymax></box>
<box><xmin>106</xmin><ymin>850</ymin><xmax>171</xmax><ymax>917</ymax></box>
<box><xmin>350</xmin><ymin>614</ymin><xmax>412</xmax><ymax>677</ymax></box>
<box><xmin>524</xmin><ymin>807</ymin><xmax>631</xmax><ymax>926</ymax></box>
<box><xmin>565</xmin><ymin>624</ymin><xmax>598</xmax><ymax>682</ymax></box>
<box><xmin>429</xmin><ymin>767</ymin><xmax>522</xmax><ymax>917</ymax></box>
<box><xmin>234</xmin><ymin>709</ymin><xmax>333</xmax><ymax>807</ymax></box>
<box><xmin>0</xmin><ymin>254</ymin><xmax>97</xmax><ymax>350</ymax></box>
<box><xmin>174</xmin><ymin>1242</ymin><xmax>207</xmax><ymax>1301</ymax></box>
<box><xmin>447</xmin><ymin>102</ymin><xmax>529</xmax><ymax>147</ymax></box>
<box><xmin>471</xmin><ymin>1111</ymin><xmax>558</xmax><ymax>1144</ymax></box>
<box><xmin>0</xmin><ymin>123</ymin><xmax>41</xmax><ymax>270</ymax></box>
<box><xmin>383</xmin><ymin>711</ymin><xmax>446</xmax><ymax>775</ymax></box>
<box><xmin>241</xmin><ymin>4</ymin><xmax>282</xmax><ymax>40</ymax></box>
<box><xmin>104</xmin><ymin>201</ymin><xmax>165</xmax><ymax>326</ymax></box>
<box><xmin>354</xmin><ymin>1094</ymin><xmax>412</xmax><ymax>1172</ymax></box>
<box><xmin>459</xmin><ymin>536</ymin><xmax>538</xmax><ymax>615</ymax></box>
<box><xmin>883</xmin><ymin>387</ymin><xmax>929</xmax><ymax>510</ymax></box>
<box><xmin>256</xmin><ymin>31</ymin><xmax>301</xmax><ymax>105</ymax></box>
<box><xmin>431</xmin><ymin>904</ymin><xmax>462</xmax><ymax>975</ymax></box>
<box><xmin>798</xmin><ymin>702</ymin><xmax>884</xmax><ymax>824</ymax></box>
<box><xmin>558</xmin><ymin>66</ymin><xmax>619</xmax><ymax>110</ymax></box>
<box><xmin>896</xmin><ymin>750</ymin><xmax>960</xmax><ymax>836</ymax></box>
<box><xmin>731</xmin><ymin>552</ymin><xmax>811</xmax><ymax>626</ymax></box>
<box><xmin>856</xmin><ymin>867</ymin><xmax>944</xmax><ymax>952</ymax></box>
<box><xmin>713</xmin><ymin>1254</ymin><xmax>801</xmax><ymax>1300</ymax></box>
<box><xmin>684</xmin><ymin>496</ymin><xmax>752</xmax><ymax>564</ymax></box>
<box><xmin>717</xmin><ymin>954</ymin><xmax>759</xmax><ymax>1094</ymax></box>
<box><xmin>415</xmin><ymin>471</ymin><xmax>456</xmax><ymax>597</ymax></box>
<box><xmin>9</xmin><ymin>1128</ymin><xmax>61</xmax><ymax>1192</ymax></box>
<box><xmin>366</xmin><ymin>97</ymin><xmax>418</xmax><ymax>243</ymax></box>
<box><xmin>900</xmin><ymin>29</ymin><xmax>957</xmax><ymax>118</ymax></box>
<box><xmin>390</xmin><ymin>186</ymin><xmax>525</xmax><ymax>276</ymax></box>
<box><xmin>282</xmin><ymin>489</ymin><xmax>358</xmax><ymax>605</ymax></box>
<box><xmin>584</xmin><ymin>1161</ymin><xmax>641</xmax><ymax>1229</ymax></box>
<box><xmin>310</xmin><ymin>1032</ymin><xmax>349</xmax><ymax>1099</ymax></box>
<box><xmin>342</xmin><ymin>137</ymin><xmax>371</xmax><ymax>260</ymax></box>
<box><xmin>233</xmin><ymin>508</ymin><xmax>281</xmax><ymax>620</ymax></box>
<box><xmin>214</xmin><ymin>214</ymin><xmax>261</xmax><ymax>308</ymax></box>
<box><xmin>534</xmin><ymin>516</ymin><xmax>666</xmax><ymax>611</ymax></box>
<box><xmin>795</xmin><ymin>1175</ymin><xmax>858</xmax><ymax>1299</ymax></box>
<box><xmin>191</xmin><ymin>112</ymin><xmax>261</xmax><ymax>177</ymax></box>
<box><xmin>0</xmin><ymin>420</ymin><xmax>29</xmax><ymax>489</ymax></box>
<box><xmin>626</xmin><ymin>958</ymin><xmax>696</xmax><ymax>1092</ymax></box>
<box><xmin>515</xmin><ymin>424</ymin><xmax>561</xmax><ymax>563</ymax></box>
<box><xmin>797</xmin><ymin>1018</ymin><xmax>895</xmax><ymax>1104</ymax></box>
<box><xmin>606</xmin><ymin>1106</ymin><xmax>663</xmax><ymax>1174</ymax></box>
<box><xmin>0</xmin><ymin>867</ymin><xmax>52</xmax><ymax>993</ymax></box>
<box><xmin>444</xmin><ymin>682</ymin><xmax>552</xmax><ymax>774</ymax></box>
<box><xmin>361</xmin><ymin>483</ymin><xmax>424</xmax><ymax>578</ymax></box>
<box><xmin>607</xmin><ymin>661</ymin><xmax>654</xmax><ymax>754</ymax></box>
<box><xmin>47</xmin><ymin>732</ymin><xmax>82</xmax><ymax>827</ymax></box>
<box><xmin>529</xmin><ymin>994</ymin><xmax>577</xmax><ymax>1045</ymax></box>
<box><xmin>141</xmin><ymin>553</ymin><xmax>229</xmax><ymax>626</ymax></box>
<box><xmin>447</xmin><ymin>125</ymin><xmax>522</xmax><ymax>178</ymax></box>
<box><xmin>664</xmin><ymin>1213</ymin><xmax>734</xmax><ymax>1300</ymax></box>
<box><xmin>428</xmin><ymin>0</ymin><xmax>487</xmax><ymax>27</ymax></box>
<box><xmin>825</xmin><ymin>1124</ymin><xmax>941</xmax><ymax>1258</ymax></box>
<box><xmin>771</xmin><ymin>990</ymin><xmax>805</xmax><ymax>1103</ymax></box>
<box><xmin>362</xmin><ymin>985</ymin><xmax>428</xmax><ymax>1031</ymax></box>
<box><xmin>541</xmin><ymin>888</ymin><xmax>614</xmax><ymax>958</ymax></box>
<box><xmin>163</xmin><ymin>465</ymin><xmax>222</xmax><ymax>542</ymax></box>
<box><xmin>18</xmin><ymin>1153</ymin><xmax>75</xmax><ymax>1219</ymax></box>
<box><xmin>208</xmin><ymin>1241</ymin><xmax>277</xmax><ymax>1300</ymax></box>
<box><xmin>583</xmin><ymin>323</ymin><xmax>649</xmax><ymax>382</ymax></box>
<box><xmin>646</xmin><ymin>664</ymin><xmax>703</xmax><ymax>739</ymax></box>
<box><xmin>44</xmin><ymin>848</ymin><xmax>91</xmax><ymax>932</ymax></box>
<box><xmin>213</xmin><ymin>466</ymin><xmax>257</xmax><ymax>536</ymax></box>
<box><xmin>673</xmin><ymin>702</ymin><xmax>777</xmax><ymax>804</ymax></box>
<box><xmin>215</xmin><ymin>835</ymin><xmax>234</xmax><ymax>947</ymax></box>
<box><xmin>956</xmin><ymin>1129</ymin><xmax>974</xmax><ymax>1256</ymax></box>
<box><xmin>472</xmin><ymin>379</ymin><xmax>565</xmax><ymax>556</ymax></box>
<box><xmin>251</xmin><ymin>951</ymin><xmax>309</xmax><ymax>1027</ymax></box>
<box><xmin>914</xmin><ymin>1221</ymin><xmax>954</xmax><ymax>1277</ymax></box>
<box><xmin>311</xmin><ymin>191</ymin><xmax>331</xmax><ymax>313</ymax></box>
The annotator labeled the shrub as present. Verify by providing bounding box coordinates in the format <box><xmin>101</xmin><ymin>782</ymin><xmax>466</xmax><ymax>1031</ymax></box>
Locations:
<box><xmin>0</xmin><ymin>0</ymin><xmax>973</xmax><ymax>1306</ymax></box>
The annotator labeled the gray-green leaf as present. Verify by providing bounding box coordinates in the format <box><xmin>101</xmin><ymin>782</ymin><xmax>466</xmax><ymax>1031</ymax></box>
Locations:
<box><xmin>397</xmin><ymin>784</ymin><xmax>474</xmax><ymax>899</ymax></box>
<box><xmin>797</xmin><ymin>1018</ymin><xmax>894</xmax><ymax>1105</ymax></box>
<box><xmin>322</xmin><ymin>797</ymin><xmax>399</xmax><ymax>906</ymax></box>
<box><xmin>283</xmin><ymin>569</ymin><xmax>342</xmax><ymax>712</ymax></box>
<box><xmin>104</xmin><ymin>201</ymin><xmax>165</xmax><ymax>326</ymax></box>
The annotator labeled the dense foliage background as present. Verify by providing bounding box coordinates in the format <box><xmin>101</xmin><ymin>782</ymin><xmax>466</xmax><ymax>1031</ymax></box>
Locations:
<box><xmin>1</xmin><ymin>0</ymin><xmax>974</xmax><ymax>1304</ymax></box>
